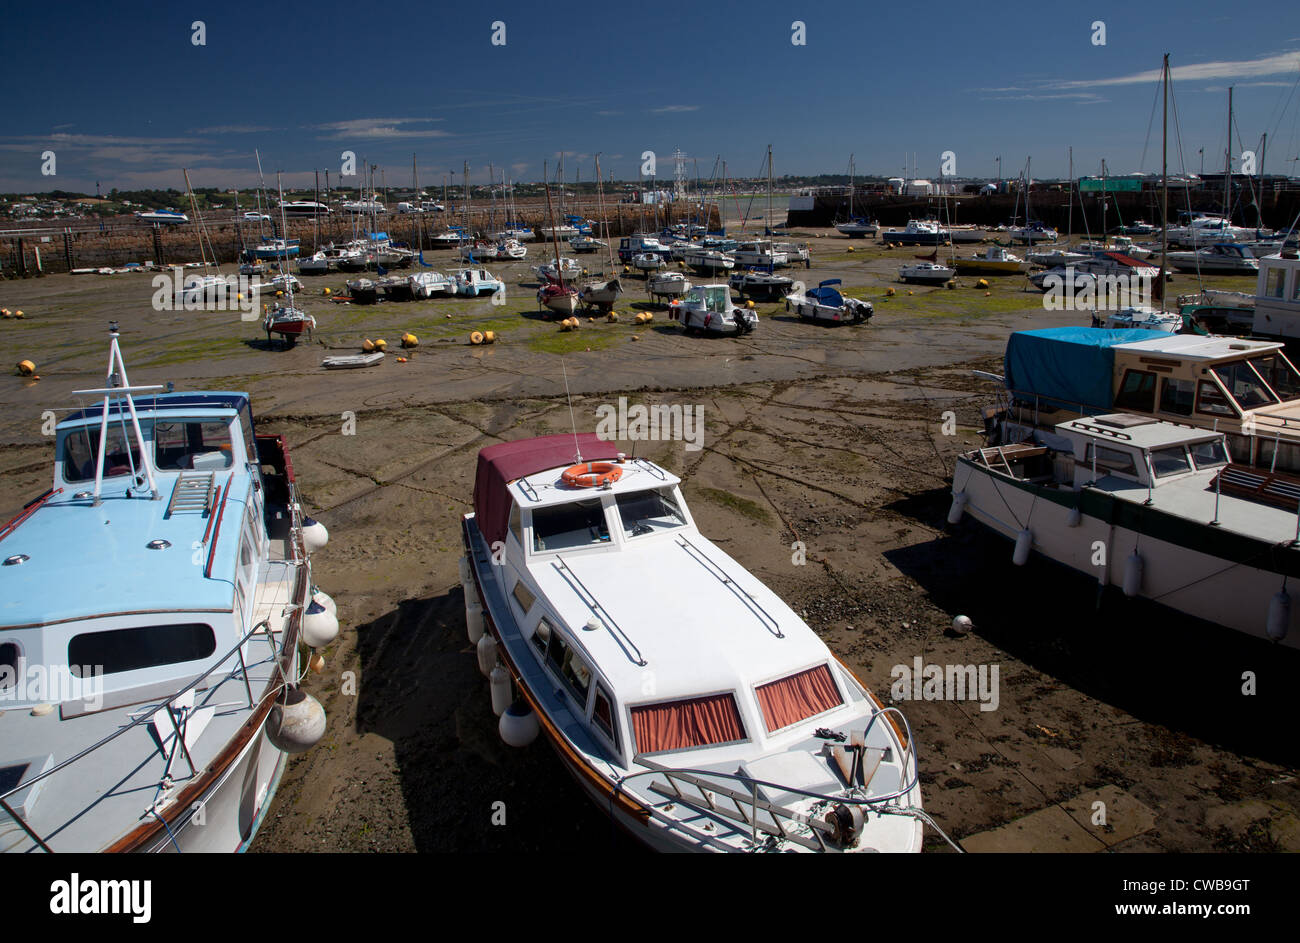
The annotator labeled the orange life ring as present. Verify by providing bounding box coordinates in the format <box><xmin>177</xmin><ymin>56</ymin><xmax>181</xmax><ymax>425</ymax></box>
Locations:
<box><xmin>561</xmin><ymin>462</ymin><xmax>623</xmax><ymax>488</ymax></box>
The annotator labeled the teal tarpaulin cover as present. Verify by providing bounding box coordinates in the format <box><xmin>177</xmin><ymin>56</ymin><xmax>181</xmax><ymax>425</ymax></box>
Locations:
<box><xmin>1004</xmin><ymin>327</ymin><xmax>1154</xmax><ymax>412</ymax></box>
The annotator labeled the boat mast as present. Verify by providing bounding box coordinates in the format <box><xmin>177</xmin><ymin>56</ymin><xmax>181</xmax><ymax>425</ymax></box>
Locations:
<box><xmin>766</xmin><ymin>144</ymin><xmax>773</xmax><ymax>236</ymax></box>
<box><xmin>1223</xmin><ymin>86</ymin><xmax>1233</xmax><ymax>224</ymax></box>
<box><xmin>276</xmin><ymin>171</ymin><xmax>294</xmax><ymax>307</ymax></box>
<box><xmin>595</xmin><ymin>153</ymin><xmax>615</xmax><ymax>273</ymax></box>
<box><xmin>543</xmin><ymin>161</ymin><xmax>567</xmax><ymax>291</ymax></box>
<box><xmin>463</xmin><ymin>161</ymin><xmax>470</xmax><ymax>237</ymax></box>
<box><xmin>849</xmin><ymin>154</ymin><xmax>854</xmax><ymax>220</ymax></box>
<box><xmin>1160</xmin><ymin>53</ymin><xmax>1169</xmax><ymax>312</ymax></box>
<box><xmin>1101</xmin><ymin>158</ymin><xmax>1107</xmax><ymax>239</ymax></box>
<box><xmin>1066</xmin><ymin>147</ymin><xmax>1073</xmax><ymax>244</ymax></box>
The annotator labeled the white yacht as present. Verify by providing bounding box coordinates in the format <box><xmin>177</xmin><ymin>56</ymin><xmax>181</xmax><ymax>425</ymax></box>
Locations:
<box><xmin>462</xmin><ymin>435</ymin><xmax>925</xmax><ymax>852</ymax></box>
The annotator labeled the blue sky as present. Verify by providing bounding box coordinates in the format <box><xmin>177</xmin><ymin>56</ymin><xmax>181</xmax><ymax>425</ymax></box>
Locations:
<box><xmin>2</xmin><ymin>0</ymin><xmax>1299</xmax><ymax>193</ymax></box>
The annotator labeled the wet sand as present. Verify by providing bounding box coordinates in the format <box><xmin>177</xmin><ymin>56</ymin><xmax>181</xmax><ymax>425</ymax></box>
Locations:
<box><xmin>1</xmin><ymin>231</ymin><xmax>1295</xmax><ymax>852</ymax></box>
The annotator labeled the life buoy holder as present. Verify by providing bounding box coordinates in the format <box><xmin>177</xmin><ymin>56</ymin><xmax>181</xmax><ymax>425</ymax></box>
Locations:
<box><xmin>562</xmin><ymin>462</ymin><xmax>623</xmax><ymax>488</ymax></box>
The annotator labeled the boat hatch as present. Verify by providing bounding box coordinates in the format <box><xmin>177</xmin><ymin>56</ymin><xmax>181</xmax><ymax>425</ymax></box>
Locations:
<box><xmin>1212</xmin><ymin>463</ymin><xmax>1300</xmax><ymax>510</ymax></box>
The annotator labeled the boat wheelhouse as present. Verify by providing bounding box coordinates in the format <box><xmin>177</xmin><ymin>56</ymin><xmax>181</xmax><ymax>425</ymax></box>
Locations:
<box><xmin>0</xmin><ymin>326</ymin><xmax>334</xmax><ymax>852</ymax></box>
<box><xmin>991</xmin><ymin>326</ymin><xmax>1300</xmax><ymax>474</ymax></box>
<box><xmin>461</xmin><ymin>434</ymin><xmax>924</xmax><ymax>852</ymax></box>
<box><xmin>951</xmin><ymin>413</ymin><xmax>1300</xmax><ymax>648</ymax></box>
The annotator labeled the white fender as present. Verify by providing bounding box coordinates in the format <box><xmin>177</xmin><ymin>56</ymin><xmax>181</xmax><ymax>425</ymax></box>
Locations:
<box><xmin>1012</xmin><ymin>528</ymin><xmax>1032</xmax><ymax>566</ymax></box>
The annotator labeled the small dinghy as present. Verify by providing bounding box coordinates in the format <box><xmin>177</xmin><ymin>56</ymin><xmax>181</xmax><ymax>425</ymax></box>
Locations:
<box><xmin>322</xmin><ymin>351</ymin><xmax>385</xmax><ymax>369</ymax></box>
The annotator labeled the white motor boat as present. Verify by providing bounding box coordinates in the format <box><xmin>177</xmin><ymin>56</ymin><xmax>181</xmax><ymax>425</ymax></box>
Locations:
<box><xmin>632</xmin><ymin>252</ymin><xmax>667</xmax><ymax>273</ymax></box>
<box><xmin>340</xmin><ymin>198</ymin><xmax>385</xmax><ymax>214</ymax></box>
<box><xmin>1028</xmin><ymin>247</ymin><xmax>1091</xmax><ymax>267</ymax></box>
<box><xmin>775</xmin><ymin>242</ymin><xmax>810</xmax><ymax>266</ymax></box>
<box><xmin>785</xmin><ymin>279</ymin><xmax>872</xmax><ymax>324</ymax></box>
<box><xmin>279</xmin><ymin>200</ymin><xmax>330</xmax><ymax>218</ymax></box>
<box><xmin>898</xmin><ymin>262</ymin><xmax>955</xmax><ymax>285</ymax></box>
<box><xmin>1168</xmin><ymin>243</ymin><xmax>1260</xmax><ymax>275</ymax></box>
<box><xmin>1096</xmin><ymin>306</ymin><xmax>1182</xmax><ymax>333</ymax></box>
<box><xmin>668</xmin><ymin>284</ymin><xmax>758</xmax><ymax>336</ymax></box>
<box><xmin>648</xmin><ymin>271</ymin><xmax>692</xmax><ymax>302</ymax></box>
<box><xmin>462</xmin><ymin>435</ymin><xmax>925</xmax><ymax>851</ymax></box>
<box><xmin>535</xmin><ymin>257</ymin><xmax>582</xmax><ymax>281</ymax></box>
<box><xmin>1009</xmin><ymin>221</ymin><xmax>1059</xmax><ymax>244</ymax></box>
<box><xmin>729</xmin><ymin>270</ymin><xmax>795</xmax><ymax>301</ymax></box>
<box><xmin>835</xmin><ymin>218</ymin><xmax>878</xmax><ymax>238</ymax></box>
<box><xmin>0</xmin><ymin>326</ymin><xmax>333</xmax><ymax>852</ymax></box>
<box><xmin>733</xmin><ymin>240</ymin><xmax>788</xmax><ymax>269</ymax></box>
<box><xmin>881</xmin><ymin>220</ymin><xmax>950</xmax><ymax>246</ymax></box>
<box><xmin>569</xmin><ymin>236</ymin><xmax>607</xmax><ymax>254</ymax></box>
<box><xmin>950</xmin><ymin>413</ymin><xmax>1300</xmax><ymax>649</ymax></box>
<box><xmin>409</xmin><ymin>271</ymin><xmax>454</xmax><ymax>298</ymax></box>
<box><xmin>684</xmin><ymin>248</ymin><xmax>736</xmax><ymax>274</ymax></box>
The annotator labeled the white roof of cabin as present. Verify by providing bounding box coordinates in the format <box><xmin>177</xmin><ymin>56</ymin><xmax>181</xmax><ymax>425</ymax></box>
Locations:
<box><xmin>1057</xmin><ymin>414</ymin><xmax>1223</xmax><ymax>449</ymax></box>
<box><xmin>1113</xmin><ymin>334</ymin><xmax>1283</xmax><ymax>359</ymax></box>
<box><xmin>509</xmin><ymin>459</ymin><xmax>683</xmax><ymax>509</ymax></box>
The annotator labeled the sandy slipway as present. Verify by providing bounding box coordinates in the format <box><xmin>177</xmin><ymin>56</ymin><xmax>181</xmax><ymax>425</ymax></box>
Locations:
<box><xmin>0</xmin><ymin>231</ymin><xmax>1294</xmax><ymax>852</ymax></box>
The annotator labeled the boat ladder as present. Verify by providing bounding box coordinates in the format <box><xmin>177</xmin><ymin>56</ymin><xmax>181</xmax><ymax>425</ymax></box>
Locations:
<box><xmin>636</xmin><ymin>756</ymin><xmax>839</xmax><ymax>852</ymax></box>
<box><xmin>166</xmin><ymin>471</ymin><xmax>217</xmax><ymax>517</ymax></box>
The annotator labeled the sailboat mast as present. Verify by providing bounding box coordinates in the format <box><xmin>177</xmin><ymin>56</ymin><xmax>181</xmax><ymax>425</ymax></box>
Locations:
<box><xmin>595</xmin><ymin>153</ymin><xmax>614</xmax><ymax>273</ymax></box>
<box><xmin>543</xmin><ymin>162</ymin><xmax>566</xmax><ymax>290</ymax></box>
<box><xmin>1160</xmin><ymin>53</ymin><xmax>1169</xmax><ymax>311</ymax></box>
<box><xmin>1224</xmin><ymin>86</ymin><xmax>1234</xmax><ymax>222</ymax></box>
<box><xmin>849</xmin><ymin>154</ymin><xmax>854</xmax><ymax>219</ymax></box>
<box><xmin>463</xmin><ymin>161</ymin><xmax>470</xmax><ymax>236</ymax></box>
<box><xmin>1066</xmin><ymin>147</ymin><xmax>1073</xmax><ymax>243</ymax></box>
<box><xmin>766</xmin><ymin>144</ymin><xmax>773</xmax><ymax>236</ymax></box>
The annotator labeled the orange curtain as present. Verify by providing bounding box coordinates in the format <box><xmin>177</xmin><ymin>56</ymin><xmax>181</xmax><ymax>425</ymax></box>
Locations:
<box><xmin>755</xmin><ymin>664</ymin><xmax>841</xmax><ymax>733</ymax></box>
<box><xmin>631</xmin><ymin>693</ymin><xmax>745</xmax><ymax>754</ymax></box>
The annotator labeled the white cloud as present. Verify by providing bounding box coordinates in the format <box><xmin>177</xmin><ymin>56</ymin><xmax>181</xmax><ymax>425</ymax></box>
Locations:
<box><xmin>650</xmin><ymin>105</ymin><xmax>699</xmax><ymax>114</ymax></box>
<box><xmin>1053</xmin><ymin>51</ymin><xmax>1300</xmax><ymax>89</ymax></box>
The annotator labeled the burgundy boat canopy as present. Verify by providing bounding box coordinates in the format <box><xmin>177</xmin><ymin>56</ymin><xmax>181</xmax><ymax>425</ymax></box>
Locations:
<box><xmin>472</xmin><ymin>433</ymin><xmax>621</xmax><ymax>546</ymax></box>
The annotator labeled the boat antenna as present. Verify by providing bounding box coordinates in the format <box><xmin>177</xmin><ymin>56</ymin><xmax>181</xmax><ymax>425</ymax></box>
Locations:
<box><xmin>562</xmin><ymin>358</ymin><xmax>582</xmax><ymax>463</ymax></box>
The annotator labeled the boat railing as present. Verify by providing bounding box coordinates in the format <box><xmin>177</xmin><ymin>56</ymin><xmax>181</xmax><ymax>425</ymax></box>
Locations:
<box><xmin>616</xmin><ymin>707</ymin><xmax>919</xmax><ymax>851</ymax></box>
<box><xmin>551</xmin><ymin>557</ymin><xmax>647</xmax><ymax>666</ymax></box>
<box><xmin>0</xmin><ymin>614</ymin><xmax>296</xmax><ymax>852</ymax></box>
<box><xmin>673</xmin><ymin>535</ymin><xmax>782</xmax><ymax>638</ymax></box>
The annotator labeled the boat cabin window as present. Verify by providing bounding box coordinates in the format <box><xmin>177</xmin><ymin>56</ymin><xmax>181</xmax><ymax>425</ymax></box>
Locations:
<box><xmin>1267</xmin><ymin>267</ymin><xmax>1287</xmax><ymax>298</ymax></box>
<box><xmin>1249</xmin><ymin>354</ymin><xmax>1300</xmax><ymax>401</ymax></box>
<box><xmin>1211</xmin><ymin>362</ymin><xmax>1277</xmax><ymax>410</ymax></box>
<box><xmin>1159</xmin><ymin>377</ymin><xmax>1195</xmax><ymax>416</ymax></box>
<box><xmin>1149</xmin><ymin>445</ymin><xmax>1192</xmax><ymax>478</ymax></box>
<box><xmin>508</xmin><ymin>504</ymin><xmax>523</xmax><ymax>546</ymax></box>
<box><xmin>154</xmin><ymin>420</ymin><xmax>234</xmax><ymax>471</ymax></box>
<box><xmin>754</xmin><ymin>664</ymin><xmax>843</xmax><ymax>733</ymax></box>
<box><xmin>62</xmin><ymin>425</ymin><xmax>143</xmax><ymax>482</ymax></box>
<box><xmin>616</xmin><ymin>488</ymin><xmax>686</xmax><ymax>537</ymax></box>
<box><xmin>702</xmin><ymin>286</ymin><xmax>730</xmax><ymax>312</ymax></box>
<box><xmin>511</xmin><ymin>579</ymin><xmax>536</xmax><ymax>615</ymax></box>
<box><xmin>1189</xmin><ymin>439</ymin><xmax>1229</xmax><ymax>469</ymax></box>
<box><xmin>531</xmin><ymin>617</ymin><xmax>553</xmax><ymax>657</ymax></box>
<box><xmin>630</xmin><ymin>693</ymin><xmax>747</xmax><ymax>755</ymax></box>
<box><xmin>1114</xmin><ymin>370</ymin><xmax>1157</xmax><ymax>412</ymax></box>
<box><xmin>592</xmin><ymin>684</ymin><xmax>618</xmax><ymax>747</ymax></box>
<box><xmin>1195</xmin><ymin>380</ymin><xmax>1237</xmax><ymax>417</ymax></box>
<box><xmin>539</xmin><ymin>629</ymin><xmax>591</xmax><ymax>706</ymax></box>
<box><xmin>1085</xmin><ymin>444</ymin><xmax>1138</xmax><ymax>478</ymax></box>
<box><xmin>68</xmin><ymin>623</ymin><xmax>217</xmax><ymax>676</ymax></box>
<box><xmin>531</xmin><ymin>499</ymin><xmax>610</xmax><ymax>552</ymax></box>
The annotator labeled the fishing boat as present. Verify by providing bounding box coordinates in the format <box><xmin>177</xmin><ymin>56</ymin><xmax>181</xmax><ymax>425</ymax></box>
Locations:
<box><xmin>897</xmin><ymin>262</ymin><xmax>955</xmax><ymax>285</ymax></box>
<box><xmin>953</xmin><ymin>245</ymin><xmax>1028</xmax><ymax>276</ymax></box>
<box><xmin>784</xmin><ymin>279</ymin><xmax>872</xmax><ymax>324</ymax></box>
<box><xmin>881</xmin><ymin>220</ymin><xmax>949</xmax><ymax>246</ymax></box>
<box><xmin>668</xmin><ymin>284</ymin><xmax>758</xmax><ymax>336</ymax></box>
<box><xmin>1167</xmin><ymin>243</ymin><xmax>1260</xmax><ymax>275</ymax></box>
<box><xmin>0</xmin><ymin>324</ymin><xmax>335</xmax><ymax>852</ymax></box>
<box><xmin>461</xmin><ymin>434</ymin><xmax>924</xmax><ymax>851</ymax></box>
<box><xmin>648</xmin><ymin>271</ymin><xmax>691</xmax><ymax>303</ymax></box>
<box><xmin>322</xmin><ymin>351</ymin><xmax>384</xmax><ymax>369</ymax></box>
<box><xmin>949</xmin><ymin>413</ymin><xmax>1300</xmax><ymax>648</ymax></box>
<box><xmin>729</xmin><ymin>270</ymin><xmax>794</xmax><ymax>302</ymax></box>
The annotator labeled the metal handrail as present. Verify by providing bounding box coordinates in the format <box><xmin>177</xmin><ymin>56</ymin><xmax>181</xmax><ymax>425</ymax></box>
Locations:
<box><xmin>0</xmin><ymin>613</ymin><xmax>294</xmax><ymax>851</ymax></box>
<box><xmin>674</xmin><ymin>535</ymin><xmax>782</xmax><ymax>637</ymax></box>
<box><xmin>613</xmin><ymin>707</ymin><xmax>921</xmax><ymax>850</ymax></box>
<box><xmin>551</xmin><ymin>557</ymin><xmax>647</xmax><ymax>666</ymax></box>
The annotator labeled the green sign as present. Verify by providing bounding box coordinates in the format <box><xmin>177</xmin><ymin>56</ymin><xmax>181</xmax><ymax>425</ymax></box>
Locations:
<box><xmin>1079</xmin><ymin>177</ymin><xmax>1143</xmax><ymax>193</ymax></box>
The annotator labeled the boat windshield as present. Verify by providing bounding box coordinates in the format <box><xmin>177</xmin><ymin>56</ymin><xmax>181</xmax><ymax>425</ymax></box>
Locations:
<box><xmin>703</xmin><ymin>287</ymin><xmax>730</xmax><ymax>312</ymax></box>
<box><xmin>153</xmin><ymin>420</ymin><xmax>234</xmax><ymax>471</ymax></box>
<box><xmin>616</xmin><ymin>488</ymin><xmax>686</xmax><ymax>538</ymax></box>
<box><xmin>62</xmin><ymin>425</ymin><xmax>143</xmax><ymax>482</ymax></box>
<box><xmin>1212</xmin><ymin>362</ymin><xmax>1278</xmax><ymax>410</ymax></box>
<box><xmin>1247</xmin><ymin>354</ymin><xmax>1300</xmax><ymax>402</ymax></box>
<box><xmin>531</xmin><ymin>499</ymin><xmax>610</xmax><ymax>552</ymax></box>
<box><xmin>1149</xmin><ymin>445</ymin><xmax>1192</xmax><ymax>478</ymax></box>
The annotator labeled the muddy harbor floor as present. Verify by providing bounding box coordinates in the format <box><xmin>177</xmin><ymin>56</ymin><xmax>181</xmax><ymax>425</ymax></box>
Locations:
<box><xmin>2</xmin><ymin>231</ymin><xmax>1296</xmax><ymax>853</ymax></box>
